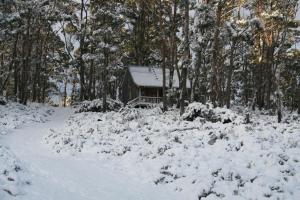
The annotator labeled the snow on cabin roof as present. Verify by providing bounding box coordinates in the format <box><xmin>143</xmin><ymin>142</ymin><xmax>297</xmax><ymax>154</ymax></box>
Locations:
<box><xmin>128</xmin><ymin>66</ymin><xmax>191</xmax><ymax>88</ymax></box>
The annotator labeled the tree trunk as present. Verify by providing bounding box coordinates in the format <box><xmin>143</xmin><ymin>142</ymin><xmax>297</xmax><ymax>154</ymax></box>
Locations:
<box><xmin>63</xmin><ymin>77</ymin><xmax>67</xmax><ymax>107</ymax></box>
<box><xmin>211</xmin><ymin>2</ymin><xmax>223</xmax><ymax>106</ymax></box>
<box><xmin>20</xmin><ymin>16</ymin><xmax>32</xmax><ymax>105</ymax></box>
<box><xmin>158</xmin><ymin>0</ymin><xmax>167</xmax><ymax>111</ymax></box>
<box><xmin>32</xmin><ymin>28</ymin><xmax>42</xmax><ymax>102</ymax></box>
<box><xmin>266</xmin><ymin>46</ymin><xmax>274</xmax><ymax>109</ymax></box>
<box><xmin>226</xmin><ymin>40</ymin><xmax>236</xmax><ymax>109</ymax></box>
<box><xmin>191</xmin><ymin>51</ymin><xmax>201</xmax><ymax>102</ymax></box>
<box><xmin>169</xmin><ymin>0</ymin><xmax>177</xmax><ymax>89</ymax></box>
<box><xmin>88</xmin><ymin>60</ymin><xmax>94</xmax><ymax>100</ymax></box>
<box><xmin>42</xmin><ymin>76</ymin><xmax>46</xmax><ymax>103</ymax></box>
<box><xmin>297</xmin><ymin>88</ymin><xmax>300</xmax><ymax>114</ymax></box>
<box><xmin>79</xmin><ymin>0</ymin><xmax>86</xmax><ymax>101</ymax></box>
<box><xmin>0</xmin><ymin>51</ymin><xmax>3</xmax><ymax>95</ymax></box>
<box><xmin>102</xmin><ymin>68</ymin><xmax>107</xmax><ymax>112</ymax></box>
<box><xmin>179</xmin><ymin>0</ymin><xmax>189</xmax><ymax>116</ymax></box>
<box><xmin>102</xmin><ymin>50</ymin><xmax>108</xmax><ymax>112</ymax></box>
<box><xmin>275</xmin><ymin>66</ymin><xmax>282</xmax><ymax>123</ymax></box>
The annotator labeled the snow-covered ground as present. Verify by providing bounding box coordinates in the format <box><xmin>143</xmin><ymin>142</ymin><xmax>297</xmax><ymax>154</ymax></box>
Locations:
<box><xmin>0</xmin><ymin>102</ymin><xmax>53</xmax><ymax>198</ymax></box>
<box><xmin>0</xmin><ymin>102</ymin><xmax>183</xmax><ymax>200</ymax></box>
<box><xmin>0</xmin><ymin>146</ymin><xmax>31</xmax><ymax>198</ymax></box>
<box><xmin>45</xmin><ymin>106</ymin><xmax>300</xmax><ymax>200</ymax></box>
<box><xmin>1</xmin><ymin>101</ymin><xmax>299</xmax><ymax>200</ymax></box>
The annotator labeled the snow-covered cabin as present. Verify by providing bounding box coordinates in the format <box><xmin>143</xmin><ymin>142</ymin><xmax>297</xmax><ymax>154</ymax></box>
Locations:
<box><xmin>121</xmin><ymin>66</ymin><xmax>190</xmax><ymax>106</ymax></box>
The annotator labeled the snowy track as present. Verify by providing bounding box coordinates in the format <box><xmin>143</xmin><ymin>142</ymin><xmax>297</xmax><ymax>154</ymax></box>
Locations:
<box><xmin>2</xmin><ymin>108</ymin><xmax>182</xmax><ymax>200</ymax></box>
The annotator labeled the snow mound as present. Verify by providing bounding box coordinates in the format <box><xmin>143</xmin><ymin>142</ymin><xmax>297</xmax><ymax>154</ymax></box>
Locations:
<box><xmin>45</xmin><ymin>108</ymin><xmax>300</xmax><ymax>199</ymax></box>
<box><xmin>182</xmin><ymin>102</ymin><xmax>243</xmax><ymax>123</ymax></box>
<box><xmin>0</xmin><ymin>146</ymin><xmax>30</xmax><ymax>198</ymax></box>
<box><xmin>74</xmin><ymin>98</ymin><xmax>123</xmax><ymax>113</ymax></box>
<box><xmin>0</xmin><ymin>102</ymin><xmax>53</xmax><ymax>135</ymax></box>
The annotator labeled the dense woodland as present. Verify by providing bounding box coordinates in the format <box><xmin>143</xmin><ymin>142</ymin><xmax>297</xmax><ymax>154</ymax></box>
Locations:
<box><xmin>0</xmin><ymin>0</ymin><xmax>300</xmax><ymax>118</ymax></box>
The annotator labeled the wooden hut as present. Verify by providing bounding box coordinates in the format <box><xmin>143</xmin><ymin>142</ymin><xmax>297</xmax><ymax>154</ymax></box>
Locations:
<box><xmin>121</xmin><ymin>65</ymin><xmax>190</xmax><ymax>107</ymax></box>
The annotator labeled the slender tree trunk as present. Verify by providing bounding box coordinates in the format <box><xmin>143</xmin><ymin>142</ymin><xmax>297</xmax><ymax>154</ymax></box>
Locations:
<box><xmin>158</xmin><ymin>0</ymin><xmax>167</xmax><ymax>111</ymax></box>
<box><xmin>191</xmin><ymin>54</ymin><xmax>200</xmax><ymax>102</ymax></box>
<box><xmin>180</xmin><ymin>0</ymin><xmax>189</xmax><ymax>116</ymax></box>
<box><xmin>14</xmin><ymin>58</ymin><xmax>19</xmax><ymax>97</ymax></box>
<box><xmin>42</xmin><ymin>76</ymin><xmax>46</xmax><ymax>103</ymax></box>
<box><xmin>211</xmin><ymin>2</ymin><xmax>223</xmax><ymax>106</ymax></box>
<box><xmin>71</xmin><ymin>76</ymin><xmax>76</xmax><ymax>103</ymax></box>
<box><xmin>20</xmin><ymin>16</ymin><xmax>32</xmax><ymax>105</ymax></box>
<box><xmin>169</xmin><ymin>0</ymin><xmax>177</xmax><ymax>89</ymax></box>
<box><xmin>102</xmin><ymin>47</ymin><xmax>109</xmax><ymax>112</ymax></box>
<box><xmin>92</xmin><ymin>70</ymin><xmax>96</xmax><ymax>99</ymax></box>
<box><xmin>162</xmin><ymin>47</ymin><xmax>167</xmax><ymax>111</ymax></box>
<box><xmin>63</xmin><ymin>77</ymin><xmax>67</xmax><ymax>107</ymax></box>
<box><xmin>266</xmin><ymin>46</ymin><xmax>274</xmax><ymax>109</ymax></box>
<box><xmin>0</xmin><ymin>51</ymin><xmax>3</xmax><ymax>95</ymax></box>
<box><xmin>257</xmin><ymin>43</ymin><xmax>264</xmax><ymax>110</ymax></box>
<box><xmin>102</xmin><ymin>64</ymin><xmax>108</xmax><ymax>112</ymax></box>
<box><xmin>79</xmin><ymin>0</ymin><xmax>86</xmax><ymax>101</ymax></box>
<box><xmin>297</xmin><ymin>87</ymin><xmax>300</xmax><ymax>114</ymax></box>
<box><xmin>226</xmin><ymin>40</ymin><xmax>236</xmax><ymax>108</ymax></box>
<box><xmin>32</xmin><ymin>27</ymin><xmax>41</xmax><ymax>102</ymax></box>
<box><xmin>275</xmin><ymin>64</ymin><xmax>282</xmax><ymax>123</ymax></box>
<box><xmin>88</xmin><ymin>60</ymin><xmax>94</xmax><ymax>100</ymax></box>
<box><xmin>0</xmin><ymin>35</ymin><xmax>19</xmax><ymax>95</ymax></box>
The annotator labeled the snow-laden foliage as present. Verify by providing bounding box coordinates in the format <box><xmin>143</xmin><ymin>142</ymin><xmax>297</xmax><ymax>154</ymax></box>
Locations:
<box><xmin>0</xmin><ymin>146</ymin><xmax>30</xmax><ymax>198</ymax></box>
<box><xmin>0</xmin><ymin>96</ymin><xmax>7</xmax><ymax>105</ymax></box>
<box><xmin>45</xmin><ymin>108</ymin><xmax>300</xmax><ymax>200</ymax></box>
<box><xmin>73</xmin><ymin>98</ymin><xmax>123</xmax><ymax>113</ymax></box>
<box><xmin>182</xmin><ymin>102</ymin><xmax>243</xmax><ymax>123</ymax></box>
<box><xmin>0</xmin><ymin>102</ymin><xmax>53</xmax><ymax>135</ymax></box>
<box><xmin>119</xmin><ymin>107</ymin><xmax>162</xmax><ymax>122</ymax></box>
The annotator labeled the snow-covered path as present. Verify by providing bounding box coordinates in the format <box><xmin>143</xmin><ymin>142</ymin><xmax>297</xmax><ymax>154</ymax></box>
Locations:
<box><xmin>2</xmin><ymin>108</ymin><xmax>182</xmax><ymax>200</ymax></box>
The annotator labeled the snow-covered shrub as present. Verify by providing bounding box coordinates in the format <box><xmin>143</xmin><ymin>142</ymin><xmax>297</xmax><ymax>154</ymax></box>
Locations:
<box><xmin>119</xmin><ymin>108</ymin><xmax>142</xmax><ymax>121</ymax></box>
<box><xmin>0</xmin><ymin>96</ymin><xmax>7</xmax><ymax>105</ymax></box>
<box><xmin>74</xmin><ymin>98</ymin><xmax>123</xmax><ymax>113</ymax></box>
<box><xmin>182</xmin><ymin>102</ymin><xmax>240</xmax><ymax>123</ymax></box>
<box><xmin>45</xmin><ymin>108</ymin><xmax>300</xmax><ymax>200</ymax></box>
<box><xmin>0</xmin><ymin>146</ymin><xmax>30</xmax><ymax>197</ymax></box>
<box><xmin>0</xmin><ymin>102</ymin><xmax>53</xmax><ymax>135</ymax></box>
<box><xmin>119</xmin><ymin>107</ymin><xmax>162</xmax><ymax>122</ymax></box>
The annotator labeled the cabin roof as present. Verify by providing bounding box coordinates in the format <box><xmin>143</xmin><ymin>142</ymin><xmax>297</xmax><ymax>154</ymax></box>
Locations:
<box><xmin>128</xmin><ymin>66</ymin><xmax>191</xmax><ymax>88</ymax></box>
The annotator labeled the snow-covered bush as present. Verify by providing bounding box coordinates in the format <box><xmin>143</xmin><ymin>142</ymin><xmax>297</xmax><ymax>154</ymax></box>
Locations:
<box><xmin>119</xmin><ymin>108</ymin><xmax>142</xmax><ymax>121</ymax></box>
<box><xmin>0</xmin><ymin>146</ymin><xmax>30</xmax><ymax>198</ymax></box>
<box><xmin>119</xmin><ymin>107</ymin><xmax>162</xmax><ymax>122</ymax></box>
<box><xmin>182</xmin><ymin>102</ymin><xmax>241</xmax><ymax>123</ymax></box>
<box><xmin>74</xmin><ymin>98</ymin><xmax>123</xmax><ymax>113</ymax></box>
<box><xmin>0</xmin><ymin>102</ymin><xmax>53</xmax><ymax>135</ymax></box>
<box><xmin>0</xmin><ymin>96</ymin><xmax>7</xmax><ymax>105</ymax></box>
<box><xmin>45</xmin><ymin>108</ymin><xmax>300</xmax><ymax>200</ymax></box>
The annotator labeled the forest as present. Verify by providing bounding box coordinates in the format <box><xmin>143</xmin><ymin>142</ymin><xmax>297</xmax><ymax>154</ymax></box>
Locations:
<box><xmin>1</xmin><ymin>0</ymin><xmax>300</xmax><ymax>118</ymax></box>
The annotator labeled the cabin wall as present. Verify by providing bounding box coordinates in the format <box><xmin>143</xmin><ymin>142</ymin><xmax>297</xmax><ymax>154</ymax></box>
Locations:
<box><xmin>121</xmin><ymin>69</ymin><xmax>139</xmax><ymax>104</ymax></box>
<box><xmin>130</xmin><ymin>84</ymin><xmax>139</xmax><ymax>101</ymax></box>
<box><xmin>141</xmin><ymin>87</ymin><xmax>162</xmax><ymax>98</ymax></box>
